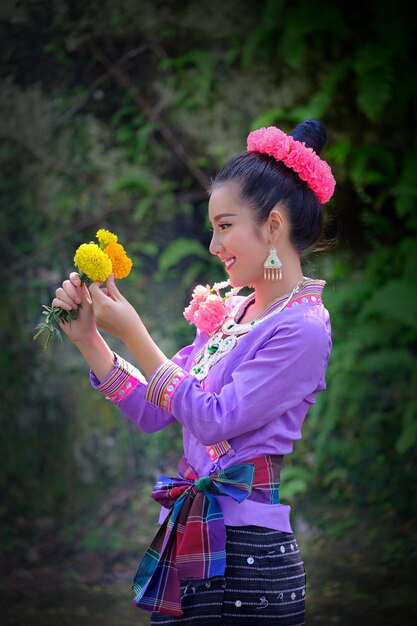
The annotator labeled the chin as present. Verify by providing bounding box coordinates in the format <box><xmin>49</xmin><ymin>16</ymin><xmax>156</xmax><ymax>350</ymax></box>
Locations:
<box><xmin>229</xmin><ymin>275</ymin><xmax>249</xmax><ymax>289</ymax></box>
<box><xmin>228</xmin><ymin>275</ymin><xmax>240</xmax><ymax>288</ymax></box>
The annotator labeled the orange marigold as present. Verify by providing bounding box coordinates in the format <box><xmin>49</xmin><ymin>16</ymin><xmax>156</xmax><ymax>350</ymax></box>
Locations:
<box><xmin>103</xmin><ymin>242</ymin><xmax>133</xmax><ymax>279</ymax></box>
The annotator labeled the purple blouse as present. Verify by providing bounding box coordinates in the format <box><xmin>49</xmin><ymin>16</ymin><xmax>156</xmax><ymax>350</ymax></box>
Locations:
<box><xmin>90</xmin><ymin>280</ymin><xmax>332</xmax><ymax>533</ymax></box>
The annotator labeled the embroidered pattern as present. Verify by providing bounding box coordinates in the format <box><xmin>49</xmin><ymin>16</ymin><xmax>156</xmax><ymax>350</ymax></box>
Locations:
<box><xmin>206</xmin><ymin>440</ymin><xmax>232</xmax><ymax>462</ymax></box>
<box><xmin>287</xmin><ymin>292</ymin><xmax>322</xmax><ymax>307</ymax></box>
<box><xmin>95</xmin><ymin>355</ymin><xmax>140</xmax><ymax>402</ymax></box>
<box><xmin>146</xmin><ymin>361</ymin><xmax>188</xmax><ymax>411</ymax></box>
<box><xmin>252</xmin><ymin>279</ymin><xmax>325</xmax><ymax>317</ymax></box>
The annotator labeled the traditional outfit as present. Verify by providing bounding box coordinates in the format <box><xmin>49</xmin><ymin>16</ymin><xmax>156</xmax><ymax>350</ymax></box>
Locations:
<box><xmin>90</xmin><ymin>279</ymin><xmax>331</xmax><ymax>625</ymax></box>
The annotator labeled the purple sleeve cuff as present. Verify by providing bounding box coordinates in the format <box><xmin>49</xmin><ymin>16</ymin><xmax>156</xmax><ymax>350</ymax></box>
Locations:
<box><xmin>146</xmin><ymin>360</ymin><xmax>189</xmax><ymax>412</ymax></box>
<box><xmin>90</xmin><ymin>354</ymin><xmax>146</xmax><ymax>403</ymax></box>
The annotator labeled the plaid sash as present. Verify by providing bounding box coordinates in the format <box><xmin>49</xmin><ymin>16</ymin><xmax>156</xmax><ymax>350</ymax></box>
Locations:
<box><xmin>132</xmin><ymin>455</ymin><xmax>281</xmax><ymax>616</ymax></box>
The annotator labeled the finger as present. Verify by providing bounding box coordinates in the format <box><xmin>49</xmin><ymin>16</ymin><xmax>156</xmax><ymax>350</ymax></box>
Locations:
<box><xmin>68</xmin><ymin>272</ymin><xmax>91</xmax><ymax>304</ymax></box>
<box><xmin>52</xmin><ymin>295</ymin><xmax>73</xmax><ymax>311</ymax></box>
<box><xmin>100</xmin><ymin>287</ymin><xmax>112</xmax><ymax>299</ymax></box>
<box><xmin>89</xmin><ymin>282</ymin><xmax>111</xmax><ymax>308</ymax></box>
<box><xmin>99</xmin><ymin>286</ymin><xmax>118</xmax><ymax>302</ymax></box>
<box><xmin>54</xmin><ymin>286</ymin><xmax>78</xmax><ymax>310</ymax></box>
<box><xmin>88</xmin><ymin>281</ymin><xmax>103</xmax><ymax>298</ymax></box>
<box><xmin>105</xmin><ymin>274</ymin><xmax>122</xmax><ymax>300</ymax></box>
<box><xmin>79</xmin><ymin>282</ymin><xmax>92</xmax><ymax>305</ymax></box>
<box><xmin>69</xmin><ymin>272</ymin><xmax>81</xmax><ymax>287</ymax></box>
<box><xmin>62</xmin><ymin>279</ymin><xmax>81</xmax><ymax>304</ymax></box>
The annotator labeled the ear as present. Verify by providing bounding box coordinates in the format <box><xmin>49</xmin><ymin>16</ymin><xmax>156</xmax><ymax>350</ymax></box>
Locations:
<box><xmin>268</xmin><ymin>207</ymin><xmax>285</xmax><ymax>243</ymax></box>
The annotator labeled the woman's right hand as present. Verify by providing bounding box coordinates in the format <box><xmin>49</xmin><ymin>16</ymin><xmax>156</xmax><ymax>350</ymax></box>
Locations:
<box><xmin>52</xmin><ymin>272</ymin><xmax>97</xmax><ymax>345</ymax></box>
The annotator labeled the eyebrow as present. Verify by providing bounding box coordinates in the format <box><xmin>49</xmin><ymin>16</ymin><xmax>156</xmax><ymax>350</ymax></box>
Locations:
<box><xmin>213</xmin><ymin>213</ymin><xmax>237</xmax><ymax>222</ymax></box>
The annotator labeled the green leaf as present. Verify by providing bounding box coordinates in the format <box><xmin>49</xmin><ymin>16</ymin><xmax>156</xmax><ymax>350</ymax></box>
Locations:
<box><xmin>280</xmin><ymin>478</ymin><xmax>309</xmax><ymax>499</ymax></box>
<box><xmin>111</xmin><ymin>173</ymin><xmax>150</xmax><ymax>194</ymax></box>
<box><xmin>250</xmin><ymin>108</ymin><xmax>294</xmax><ymax>131</ymax></box>
<box><xmin>280</xmin><ymin>466</ymin><xmax>313</xmax><ymax>499</ymax></box>
<box><xmin>349</xmin><ymin>143</ymin><xmax>396</xmax><ymax>191</ymax></box>
<box><xmin>354</xmin><ymin>43</ymin><xmax>393</xmax><ymax>121</ymax></box>
<box><xmin>321</xmin><ymin>467</ymin><xmax>349</xmax><ymax>487</ymax></box>
<box><xmin>362</xmin><ymin>280</ymin><xmax>417</xmax><ymax>330</ymax></box>
<box><xmin>292</xmin><ymin>61</ymin><xmax>350</xmax><ymax>121</ymax></box>
<box><xmin>241</xmin><ymin>0</ymin><xmax>285</xmax><ymax>68</ymax></box>
<box><xmin>281</xmin><ymin>1</ymin><xmax>347</xmax><ymax>68</ymax></box>
<box><xmin>393</xmin><ymin>152</ymin><xmax>417</xmax><ymax>220</ymax></box>
<box><xmin>158</xmin><ymin>238</ymin><xmax>209</xmax><ymax>272</ymax></box>
<box><xmin>396</xmin><ymin>398</ymin><xmax>417</xmax><ymax>454</ymax></box>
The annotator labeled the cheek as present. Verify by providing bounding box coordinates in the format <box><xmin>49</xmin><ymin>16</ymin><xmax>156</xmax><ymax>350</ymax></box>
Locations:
<box><xmin>241</xmin><ymin>230</ymin><xmax>266</xmax><ymax>255</ymax></box>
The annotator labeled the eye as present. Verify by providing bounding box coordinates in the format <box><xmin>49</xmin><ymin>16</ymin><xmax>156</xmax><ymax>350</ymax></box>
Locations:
<box><xmin>219</xmin><ymin>223</ymin><xmax>231</xmax><ymax>231</ymax></box>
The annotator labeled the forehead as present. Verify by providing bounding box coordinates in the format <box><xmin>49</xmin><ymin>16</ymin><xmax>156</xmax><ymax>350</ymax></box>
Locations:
<box><xmin>208</xmin><ymin>183</ymin><xmax>251</xmax><ymax>221</ymax></box>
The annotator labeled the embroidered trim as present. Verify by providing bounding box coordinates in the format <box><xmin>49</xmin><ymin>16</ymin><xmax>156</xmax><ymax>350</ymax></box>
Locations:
<box><xmin>237</xmin><ymin>278</ymin><xmax>325</xmax><ymax>321</ymax></box>
<box><xmin>287</xmin><ymin>292</ymin><xmax>322</xmax><ymax>307</ymax></box>
<box><xmin>205</xmin><ymin>441</ymin><xmax>232</xmax><ymax>462</ymax></box>
<box><xmin>146</xmin><ymin>361</ymin><xmax>188</xmax><ymax>412</ymax></box>
<box><xmin>95</xmin><ymin>355</ymin><xmax>140</xmax><ymax>402</ymax></box>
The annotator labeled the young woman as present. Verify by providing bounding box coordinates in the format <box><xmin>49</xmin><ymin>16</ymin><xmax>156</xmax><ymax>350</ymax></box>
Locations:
<box><xmin>53</xmin><ymin>118</ymin><xmax>335</xmax><ymax>625</ymax></box>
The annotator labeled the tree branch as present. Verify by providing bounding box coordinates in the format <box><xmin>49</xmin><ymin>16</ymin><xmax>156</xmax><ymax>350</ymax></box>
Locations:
<box><xmin>1</xmin><ymin>134</ymin><xmax>94</xmax><ymax>186</ymax></box>
<box><xmin>91</xmin><ymin>45</ymin><xmax>210</xmax><ymax>191</ymax></box>
<box><xmin>55</xmin><ymin>45</ymin><xmax>150</xmax><ymax>127</ymax></box>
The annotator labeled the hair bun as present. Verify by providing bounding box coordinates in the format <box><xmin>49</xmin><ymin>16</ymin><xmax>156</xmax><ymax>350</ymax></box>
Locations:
<box><xmin>290</xmin><ymin>118</ymin><xmax>327</xmax><ymax>156</ymax></box>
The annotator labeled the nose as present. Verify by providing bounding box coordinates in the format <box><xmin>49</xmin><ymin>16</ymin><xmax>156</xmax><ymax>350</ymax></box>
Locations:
<box><xmin>209</xmin><ymin>230</ymin><xmax>224</xmax><ymax>256</ymax></box>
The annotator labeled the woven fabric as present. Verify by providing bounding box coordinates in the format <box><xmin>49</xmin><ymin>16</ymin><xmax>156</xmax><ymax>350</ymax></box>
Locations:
<box><xmin>150</xmin><ymin>526</ymin><xmax>306</xmax><ymax>626</ymax></box>
<box><xmin>132</xmin><ymin>456</ymin><xmax>281</xmax><ymax>616</ymax></box>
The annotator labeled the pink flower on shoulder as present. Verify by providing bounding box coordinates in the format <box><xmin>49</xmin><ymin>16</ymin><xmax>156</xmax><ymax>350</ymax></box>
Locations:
<box><xmin>183</xmin><ymin>280</ymin><xmax>238</xmax><ymax>334</ymax></box>
<box><xmin>193</xmin><ymin>295</ymin><xmax>228</xmax><ymax>334</ymax></box>
<box><xmin>183</xmin><ymin>284</ymin><xmax>211</xmax><ymax>323</ymax></box>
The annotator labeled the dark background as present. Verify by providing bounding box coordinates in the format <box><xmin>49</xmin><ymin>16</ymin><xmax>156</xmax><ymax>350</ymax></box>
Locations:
<box><xmin>1</xmin><ymin>1</ymin><xmax>416</xmax><ymax>624</ymax></box>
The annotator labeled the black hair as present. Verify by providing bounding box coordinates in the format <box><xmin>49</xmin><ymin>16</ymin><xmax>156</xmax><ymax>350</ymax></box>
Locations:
<box><xmin>211</xmin><ymin>119</ymin><xmax>329</xmax><ymax>252</ymax></box>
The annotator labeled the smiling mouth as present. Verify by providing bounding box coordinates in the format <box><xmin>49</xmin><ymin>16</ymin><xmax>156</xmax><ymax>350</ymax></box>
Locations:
<box><xmin>224</xmin><ymin>257</ymin><xmax>236</xmax><ymax>270</ymax></box>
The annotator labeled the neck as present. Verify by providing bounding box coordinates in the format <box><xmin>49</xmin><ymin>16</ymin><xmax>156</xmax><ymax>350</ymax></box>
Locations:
<box><xmin>252</xmin><ymin>259</ymin><xmax>304</xmax><ymax>312</ymax></box>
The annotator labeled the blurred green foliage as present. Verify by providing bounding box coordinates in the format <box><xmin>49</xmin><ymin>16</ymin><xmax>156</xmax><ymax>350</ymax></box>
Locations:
<box><xmin>0</xmin><ymin>0</ymin><xmax>416</xmax><ymax>562</ymax></box>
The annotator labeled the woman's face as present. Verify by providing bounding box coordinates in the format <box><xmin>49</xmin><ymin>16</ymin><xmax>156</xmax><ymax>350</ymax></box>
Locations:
<box><xmin>208</xmin><ymin>183</ymin><xmax>270</xmax><ymax>288</ymax></box>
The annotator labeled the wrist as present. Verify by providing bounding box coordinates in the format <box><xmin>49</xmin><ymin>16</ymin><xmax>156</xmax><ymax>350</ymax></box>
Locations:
<box><xmin>73</xmin><ymin>328</ymin><xmax>102</xmax><ymax>349</ymax></box>
<box><xmin>121</xmin><ymin>316</ymin><xmax>145</xmax><ymax>347</ymax></box>
<box><xmin>76</xmin><ymin>330</ymin><xmax>115</xmax><ymax>382</ymax></box>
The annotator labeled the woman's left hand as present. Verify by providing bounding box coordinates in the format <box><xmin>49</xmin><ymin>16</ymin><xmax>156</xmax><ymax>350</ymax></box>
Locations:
<box><xmin>89</xmin><ymin>274</ymin><xmax>141</xmax><ymax>343</ymax></box>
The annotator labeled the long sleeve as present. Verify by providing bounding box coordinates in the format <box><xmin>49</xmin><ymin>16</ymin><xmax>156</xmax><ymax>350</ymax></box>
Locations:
<box><xmin>89</xmin><ymin>343</ymin><xmax>196</xmax><ymax>433</ymax></box>
<box><xmin>145</xmin><ymin>310</ymin><xmax>331</xmax><ymax>446</ymax></box>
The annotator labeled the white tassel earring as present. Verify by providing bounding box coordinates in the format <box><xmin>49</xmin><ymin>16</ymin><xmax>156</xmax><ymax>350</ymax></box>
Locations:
<box><xmin>263</xmin><ymin>246</ymin><xmax>283</xmax><ymax>280</ymax></box>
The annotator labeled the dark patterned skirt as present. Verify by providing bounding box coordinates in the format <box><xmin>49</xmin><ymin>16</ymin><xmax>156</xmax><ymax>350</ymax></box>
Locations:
<box><xmin>150</xmin><ymin>525</ymin><xmax>306</xmax><ymax>626</ymax></box>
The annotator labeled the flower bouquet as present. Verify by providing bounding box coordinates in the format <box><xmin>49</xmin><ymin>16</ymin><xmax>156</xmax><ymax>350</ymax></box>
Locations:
<box><xmin>34</xmin><ymin>229</ymin><xmax>133</xmax><ymax>348</ymax></box>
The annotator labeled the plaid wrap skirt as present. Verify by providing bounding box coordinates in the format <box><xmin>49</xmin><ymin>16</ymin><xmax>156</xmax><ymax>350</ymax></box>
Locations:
<box><xmin>150</xmin><ymin>525</ymin><xmax>306</xmax><ymax>626</ymax></box>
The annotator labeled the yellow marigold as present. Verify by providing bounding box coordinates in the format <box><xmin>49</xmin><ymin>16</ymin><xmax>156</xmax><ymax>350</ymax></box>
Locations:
<box><xmin>96</xmin><ymin>229</ymin><xmax>118</xmax><ymax>247</ymax></box>
<box><xmin>74</xmin><ymin>243</ymin><xmax>113</xmax><ymax>282</ymax></box>
<box><xmin>103</xmin><ymin>242</ymin><xmax>133</xmax><ymax>279</ymax></box>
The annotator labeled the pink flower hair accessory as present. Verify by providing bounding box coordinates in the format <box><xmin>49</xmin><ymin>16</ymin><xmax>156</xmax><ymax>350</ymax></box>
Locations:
<box><xmin>183</xmin><ymin>281</ymin><xmax>241</xmax><ymax>334</ymax></box>
<box><xmin>247</xmin><ymin>126</ymin><xmax>336</xmax><ymax>204</ymax></box>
